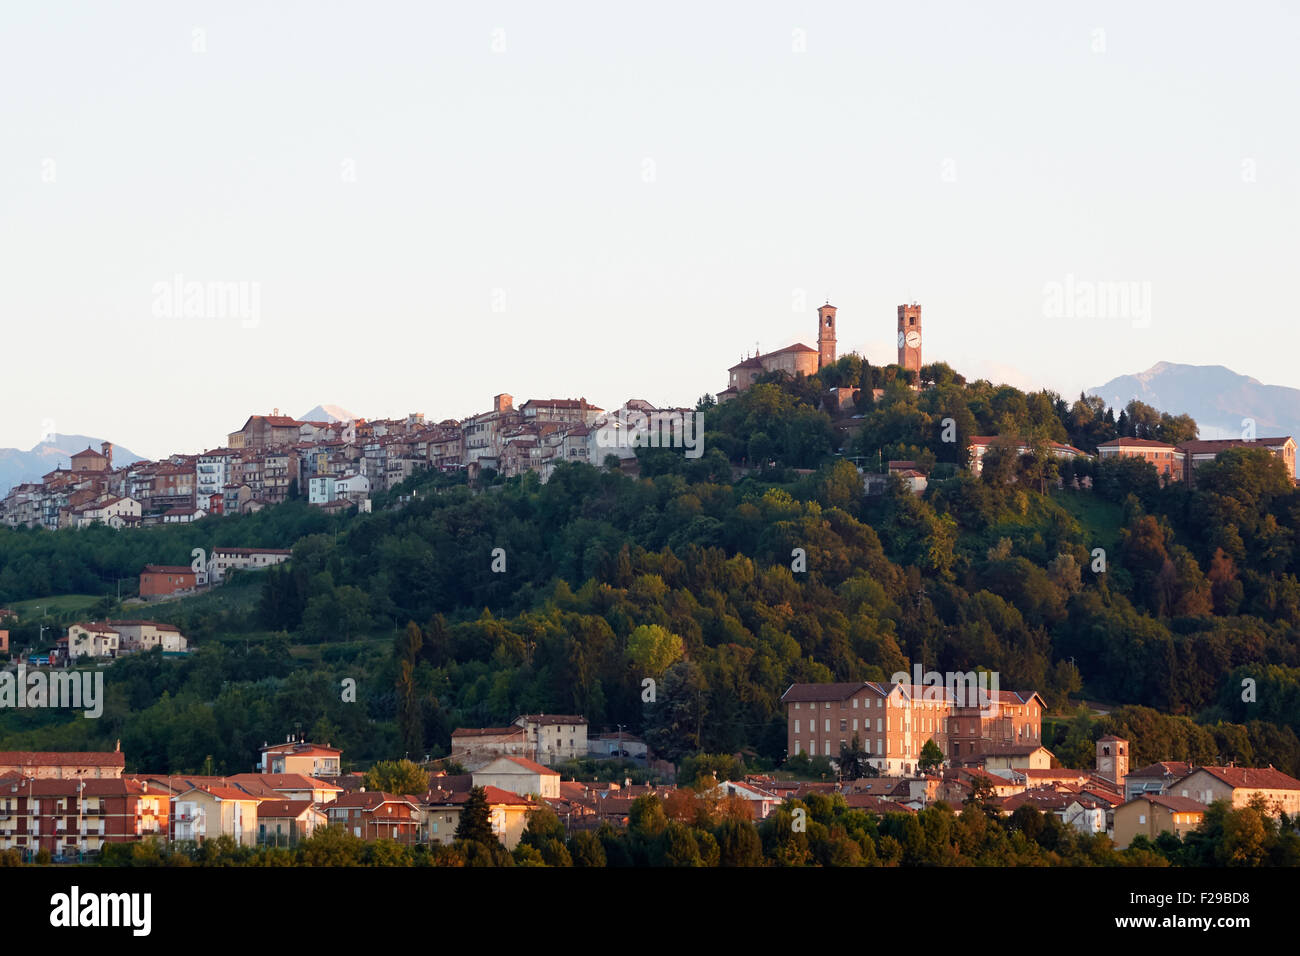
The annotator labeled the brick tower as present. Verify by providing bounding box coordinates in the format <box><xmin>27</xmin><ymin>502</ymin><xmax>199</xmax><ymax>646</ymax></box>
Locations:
<box><xmin>817</xmin><ymin>302</ymin><xmax>837</xmax><ymax>370</ymax></box>
<box><xmin>897</xmin><ymin>303</ymin><xmax>922</xmax><ymax>374</ymax></box>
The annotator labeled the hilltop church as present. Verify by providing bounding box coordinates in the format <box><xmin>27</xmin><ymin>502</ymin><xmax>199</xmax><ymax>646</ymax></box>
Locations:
<box><xmin>716</xmin><ymin>302</ymin><xmax>922</xmax><ymax>403</ymax></box>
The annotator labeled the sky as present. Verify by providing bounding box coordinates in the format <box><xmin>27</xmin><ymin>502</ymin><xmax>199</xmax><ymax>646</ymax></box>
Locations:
<box><xmin>1</xmin><ymin>1</ymin><xmax>1297</xmax><ymax>459</ymax></box>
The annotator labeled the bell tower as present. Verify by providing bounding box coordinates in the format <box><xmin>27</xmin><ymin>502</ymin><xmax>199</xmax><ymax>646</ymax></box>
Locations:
<box><xmin>897</xmin><ymin>303</ymin><xmax>922</xmax><ymax>374</ymax></box>
<box><xmin>1096</xmin><ymin>734</ymin><xmax>1129</xmax><ymax>789</ymax></box>
<box><xmin>817</xmin><ymin>302</ymin><xmax>837</xmax><ymax>370</ymax></box>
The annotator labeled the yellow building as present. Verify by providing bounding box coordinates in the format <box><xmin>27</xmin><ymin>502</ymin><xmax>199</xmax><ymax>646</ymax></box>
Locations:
<box><xmin>1113</xmin><ymin>794</ymin><xmax>1207</xmax><ymax>849</ymax></box>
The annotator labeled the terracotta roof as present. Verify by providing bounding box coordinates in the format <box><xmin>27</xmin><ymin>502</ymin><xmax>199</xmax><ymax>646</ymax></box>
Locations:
<box><xmin>1133</xmin><ymin>793</ymin><xmax>1209</xmax><ymax>813</ymax></box>
<box><xmin>1189</xmin><ymin>766</ymin><xmax>1300</xmax><ymax>791</ymax></box>
<box><xmin>1097</xmin><ymin>438</ymin><xmax>1178</xmax><ymax>449</ymax></box>
<box><xmin>516</xmin><ymin>714</ymin><xmax>586</xmax><ymax>725</ymax></box>
<box><xmin>330</xmin><ymin>791</ymin><xmax>421</xmax><ymax>810</ymax></box>
<box><xmin>1176</xmin><ymin>437</ymin><xmax>1293</xmax><ymax>454</ymax></box>
<box><xmin>451</xmin><ymin>726</ymin><xmax>524</xmax><ymax>738</ymax></box>
<box><xmin>780</xmin><ymin>682</ymin><xmax>868</xmax><ymax>703</ymax></box>
<box><xmin>141</xmin><ymin>565</ymin><xmax>195</xmax><ymax>575</ymax></box>
<box><xmin>256</xmin><ymin>799</ymin><xmax>318</xmax><ymax>818</ymax></box>
<box><xmin>493</xmin><ymin>756</ymin><xmax>559</xmax><ymax>776</ymax></box>
<box><xmin>0</xmin><ymin>751</ymin><xmax>126</xmax><ymax>768</ymax></box>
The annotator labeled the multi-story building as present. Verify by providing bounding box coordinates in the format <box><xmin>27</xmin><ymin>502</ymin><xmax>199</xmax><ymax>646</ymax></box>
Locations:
<box><xmin>1175</xmin><ymin>436</ymin><xmax>1296</xmax><ymax>487</ymax></box>
<box><xmin>108</xmin><ymin>620</ymin><xmax>189</xmax><ymax>654</ymax></box>
<box><xmin>229</xmin><ymin>413</ymin><xmax>302</xmax><ymax>449</ymax></box>
<box><xmin>1113</xmin><ymin>794</ymin><xmax>1208</xmax><ymax>849</ymax></box>
<box><xmin>64</xmin><ymin>622</ymin><xmax>121</xmax><ymax>661</ymax></box>
<box><xmin>138</xmin><ymin>565</ymin><xmax>198</xmax><ymax>599</ymax></box>
<box><xmin>326</xmin><ymin>792</ymin><xmax>422</xmax><ymax>844</ymax></box>
<box><xmin>781</xmin><ymin>681</ymin><xmax>1044</xmax><ymax>775</ymax></box>
<box><xmin>196</xmin><ymin>449</ymin><xmax>239</xmax><ymax>502</ymax></box>
<box><xmin>0</xmin><ymin>778</ymin><xmax>168</xmax><ymax>858</ymax></box>
<box><xmin>172</xmin><ymin>784</ymin><xmax>261</xmax><ymax>845</ymax></box>
<box><xmin>258</xmin><ymin>739</ymin><xmax>341</xmax><ymax>777</ymax></box>
<box><xmin>1096</xmin><ymin>437</ymin><xmax>1183</xmax><ymax>483</ymax></box>
<box><xmin>1169</xmin><ymin>765</ymin><xmax>1300</xmax><ymax>816</ymax></box>
<box><xmin>513</xmin><ymin>714</ymin><xmax>588</xmax><ymax>765</ymax></box>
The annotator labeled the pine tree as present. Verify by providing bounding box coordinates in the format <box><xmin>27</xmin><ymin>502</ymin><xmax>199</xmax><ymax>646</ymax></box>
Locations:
<box><xmin>455</xmin><ymin>787</ymin><xmax>496</xmax><ymax>845</ymax></box>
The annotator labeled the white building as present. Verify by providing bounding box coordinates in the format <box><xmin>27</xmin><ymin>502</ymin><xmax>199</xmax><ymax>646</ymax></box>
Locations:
<box><xmin>208</xmin><ymin>547</ymin><xmax>292</xmax><ymax>583</ymax></box>
<box><xmin>471</xmin><ymin>755</ymin><xmax>562</xmax><ymax>799</ymax></box>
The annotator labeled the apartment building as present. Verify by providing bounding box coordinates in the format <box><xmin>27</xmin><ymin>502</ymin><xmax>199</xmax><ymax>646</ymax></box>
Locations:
<box><xmin>0</xmin><ymin>777</ymin><xmax>168</xmax><ymax>857</ymax></box>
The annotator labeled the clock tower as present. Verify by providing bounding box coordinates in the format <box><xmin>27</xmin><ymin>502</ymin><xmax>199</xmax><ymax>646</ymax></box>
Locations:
<box><xmin>817</xmin><ymin>302</ymin><xmax>837</xmax><ymax>370</ymax></box>
<box><xmin>897</xmin><ymin>303</ymin><xmax>922</xmax><ymax>374</ymax></box>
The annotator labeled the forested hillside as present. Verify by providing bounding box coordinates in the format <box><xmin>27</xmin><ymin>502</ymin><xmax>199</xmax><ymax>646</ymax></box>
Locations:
<box><xmin>2</xmin><ymin>362</ymin><xmax>1297</xmax><ymax>778</ymax></box>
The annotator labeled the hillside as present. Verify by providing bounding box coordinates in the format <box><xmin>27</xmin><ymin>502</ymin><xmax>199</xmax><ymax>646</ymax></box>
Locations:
<box><xmin>2</xmin><ymin>361</ymin><xmax>1298</xmax><ymax>786</ymax></box>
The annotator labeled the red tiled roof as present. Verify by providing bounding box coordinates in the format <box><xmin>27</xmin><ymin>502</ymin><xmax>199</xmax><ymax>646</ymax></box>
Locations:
<box><xmin>1190</xmin><ymin>766</ymin><xmax>1300</xmax><ymax>791</ymax></box>
<box><xmin>0</xmin><ymin>751</ymin><xmax>126</xmax><ymax>768</ymax></box>
<box><xmin>1176</xmin><ymin>437</ymin><xmax>1293</xmax><ymax>454</ymax></box>
<box><xmin>1135</xmin><ymin>793</ymin><xmax>1209</xmax><ymax>813</ymax></box>
<box><xmin>495</xmin><ymin>755</ymin><xmax>559</xmax><ymax>776</ymax></box>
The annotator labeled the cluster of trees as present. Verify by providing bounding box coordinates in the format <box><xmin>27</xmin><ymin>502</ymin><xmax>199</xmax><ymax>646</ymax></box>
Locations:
<box><xmin>17</xmin><ymin>789</ymin><xmax>1273</xmax><ymax>867</ymax></box>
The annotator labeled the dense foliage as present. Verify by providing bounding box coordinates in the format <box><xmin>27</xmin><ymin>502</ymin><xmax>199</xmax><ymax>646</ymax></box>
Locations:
<box><xmin>2</xmin><ymin>365</ymin><xmax>1298</xmax><ymax>783</ymax></box>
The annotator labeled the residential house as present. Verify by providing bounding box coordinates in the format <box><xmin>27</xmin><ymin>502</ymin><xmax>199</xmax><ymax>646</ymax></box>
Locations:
<box><xmin>172</xmin><ymin>784</ymin><xmax>261</xmax><ymax>845</ymax></box>
<box><xmin>258</xmin><ymin>740</ymin><xmax>342</xmax><ymax>778</ymax></box>
<box><xmin>65</xmin><ymin>622</ymin><xmax>120</xmax><ymax>661</ymax></box>
<box><xmin>326</xmin><ymin>791</ymin><xmax>422</xmax><ymax>844</ymax></box>
<box><xmin>139</xmin><ymin>565</ymin><xmax>197</xmax><ymax>598</ymax></box>
<box><xmin>514</xmin><ymin>714</ymin><xmax>588</xmax><ymax>764</ymax></box>
<box><xmin>472</xmin><ymin>755</ymin><xmax>561</xmax><ymax>799</ymax></box>
<box><xmin>1113</xmin><ymin>794</ymin><xmax>1208</xmax><ymax>849</ymax></box>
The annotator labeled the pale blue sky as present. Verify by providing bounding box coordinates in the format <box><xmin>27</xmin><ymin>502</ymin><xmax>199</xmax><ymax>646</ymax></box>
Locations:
<box><xmin>2</xmin><ymin>1</ymin><xmax>1297</xmax><ymax>458</ymax></box>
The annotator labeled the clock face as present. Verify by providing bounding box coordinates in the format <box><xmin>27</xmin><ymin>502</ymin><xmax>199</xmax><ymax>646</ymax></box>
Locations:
<box><xmin>897</xmin><ymin>331</ymin><xmax>906</xmax><ymax>348</ymax></box>
<box><xmin>906</xmin><ymin>330</ymin><xmax>921</xmax><ymax>348</ymax></box>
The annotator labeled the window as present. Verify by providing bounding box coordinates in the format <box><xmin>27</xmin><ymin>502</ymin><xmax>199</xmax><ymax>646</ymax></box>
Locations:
<box><xmin>824</xmin><ymin>719</ymin><xmax>830</xmax><ymax>732</ymax></box>
<box><xmin>1138</xmin><ymin>814</ymin><xmax>1146</xmax><ymax>824</ymax></box>
<box><xmin>840</xmin><ymin>718</ymin><xmax>847</xmax><ymax>732</ymax></box>
<box><xmin>794</xmin><ymin>720</ymin><xmax>800</xmax><ymax>733</ymax></box>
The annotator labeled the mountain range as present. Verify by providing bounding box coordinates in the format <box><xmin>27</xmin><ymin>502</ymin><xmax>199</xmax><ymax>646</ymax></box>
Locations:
<box><xmin>0</xmin><ymin>435</ymin><xmax>143</xmax><ymax>498</ymax></box>
<box><xmin>1089</xmin><ymin>363</ymin><xmax>1300</xmax><ymax>441</ymax></box>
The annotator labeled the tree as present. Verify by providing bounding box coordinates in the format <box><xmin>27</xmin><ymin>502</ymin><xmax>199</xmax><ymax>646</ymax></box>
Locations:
<box><xmin>364</xmin><ymin>759</ymin><xmax>427</xmax><ymax>796</ymax></box>
<box><xmin>626</xmin><ymin>624</ymin><xmax>684</xmax><ymax>677</ymax></box>
<box><xmin>455</xmin><ymin>787</ymin><xmax>497</xmax><ymax>845</ymax></box>
<box><xmin>918</xmin><ymin>739</ymin><xmax>944</xmax><ymax>772</ymax></box>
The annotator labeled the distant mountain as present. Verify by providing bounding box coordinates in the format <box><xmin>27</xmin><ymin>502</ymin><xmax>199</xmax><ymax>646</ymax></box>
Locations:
<box><xmin>299</xmin><ymin>404</ymin><xmax>356</xmax><ymax>423</ymax></box>
<box><xmin>0</xmin><ymin>434</ymin><xmax>143</xmax><ymax>498</ymax></box>
<box><xmin>1089</xmin><ymin>363</ymin><xmax>1300</xmax><ymax>441</ymax></box>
